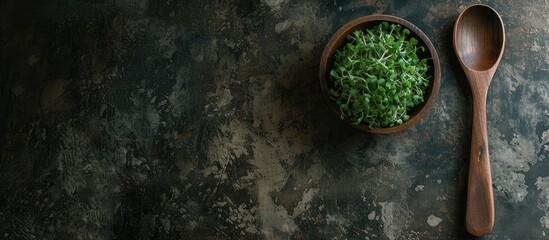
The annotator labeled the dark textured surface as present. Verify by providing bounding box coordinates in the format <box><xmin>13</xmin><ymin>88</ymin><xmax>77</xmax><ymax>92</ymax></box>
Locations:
<box><xmin>1</xmin><ymin>0</ymin><xmax>548</xmax><ymax>239</ymax></box>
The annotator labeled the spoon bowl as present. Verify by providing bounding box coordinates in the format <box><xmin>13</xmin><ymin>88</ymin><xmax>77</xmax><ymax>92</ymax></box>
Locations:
<box><xmin>453</xmin><ymin>4</ymin><xmax>505</xmax><ymax>237</ymax></box>
<box><xmin>455</xmin><ymin>6</ymin><xmax>505</xmax><ymax>72</ymax></box>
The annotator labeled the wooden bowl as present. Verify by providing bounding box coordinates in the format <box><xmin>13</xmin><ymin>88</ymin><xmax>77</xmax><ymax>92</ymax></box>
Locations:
<box><xmin>319</xmin><ymin>15</ymin><xmax>441</xmax><ymax>134</ymax></box>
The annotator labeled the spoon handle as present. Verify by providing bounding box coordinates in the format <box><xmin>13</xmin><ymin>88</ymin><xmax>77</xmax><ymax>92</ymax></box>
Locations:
<box><xmin>466</xmin><ymin>92</ymin><xmax>495</xmax><ymax>236</ymax></box>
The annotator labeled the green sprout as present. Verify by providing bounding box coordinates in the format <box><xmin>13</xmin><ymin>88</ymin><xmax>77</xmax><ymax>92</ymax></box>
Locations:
<box><xmin>329</xmin><ymin>22</ymin><xmax>430</xmax><ymax>128</ymax></box>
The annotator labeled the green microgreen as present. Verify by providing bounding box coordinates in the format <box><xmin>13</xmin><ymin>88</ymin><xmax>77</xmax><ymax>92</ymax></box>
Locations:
<box><xmin>329</xmin><ymin>22</ymin><xmax>430</xmax><ymax>128</ymax></box>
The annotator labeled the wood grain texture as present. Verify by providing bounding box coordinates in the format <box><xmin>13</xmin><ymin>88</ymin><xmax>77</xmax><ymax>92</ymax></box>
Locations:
<box><xmin>319</xmin><ymin>15</ymin><xmax>441</xmax><ymax>134</ymax></box>
<box><xmin>453</xmin><ymin>4</ymin><xmax>505</xmax><ymax>237</ymax></box>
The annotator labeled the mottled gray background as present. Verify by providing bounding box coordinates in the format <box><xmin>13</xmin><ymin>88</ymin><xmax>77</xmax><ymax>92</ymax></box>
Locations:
<box><xmin>1</xmin><ymin>0</ymin><xmax>548</xmax><ymax>239</ymax></box>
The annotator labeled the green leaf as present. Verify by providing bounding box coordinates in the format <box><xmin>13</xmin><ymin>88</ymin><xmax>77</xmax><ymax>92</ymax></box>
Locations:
<box><xmin>329</xmin><ymin>89</ymin><xmax>340</xmax><ymax>97</ymax></box>
<box><xmin>409</xmin><ymin>37</ymin><xmax>418</xmax><ymax>45</ymax></box>
<box><xmin>349</xmin><ymin>88</ymin><xmax>358</xmax><ymax>96</ymax></box>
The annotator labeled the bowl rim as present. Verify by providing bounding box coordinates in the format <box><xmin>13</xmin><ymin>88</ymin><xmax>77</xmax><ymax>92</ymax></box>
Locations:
<box><xmin>319</xmin><ymin>14</ymin><xmax>441</xmax><ymax>134</ymax></box>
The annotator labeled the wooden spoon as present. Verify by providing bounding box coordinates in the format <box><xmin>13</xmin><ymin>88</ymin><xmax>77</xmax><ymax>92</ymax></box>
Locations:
<box><xmin>453</xmin><ymin>4</ymin><xmax>505</xmax><ymax>237</ymax></box>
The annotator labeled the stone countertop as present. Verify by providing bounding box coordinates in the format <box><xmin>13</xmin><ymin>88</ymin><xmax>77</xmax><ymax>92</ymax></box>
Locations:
<box><xmin>1</xmin><ymin>0</ymin><xmax>548</xmax><ymax>239</ymax></box>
